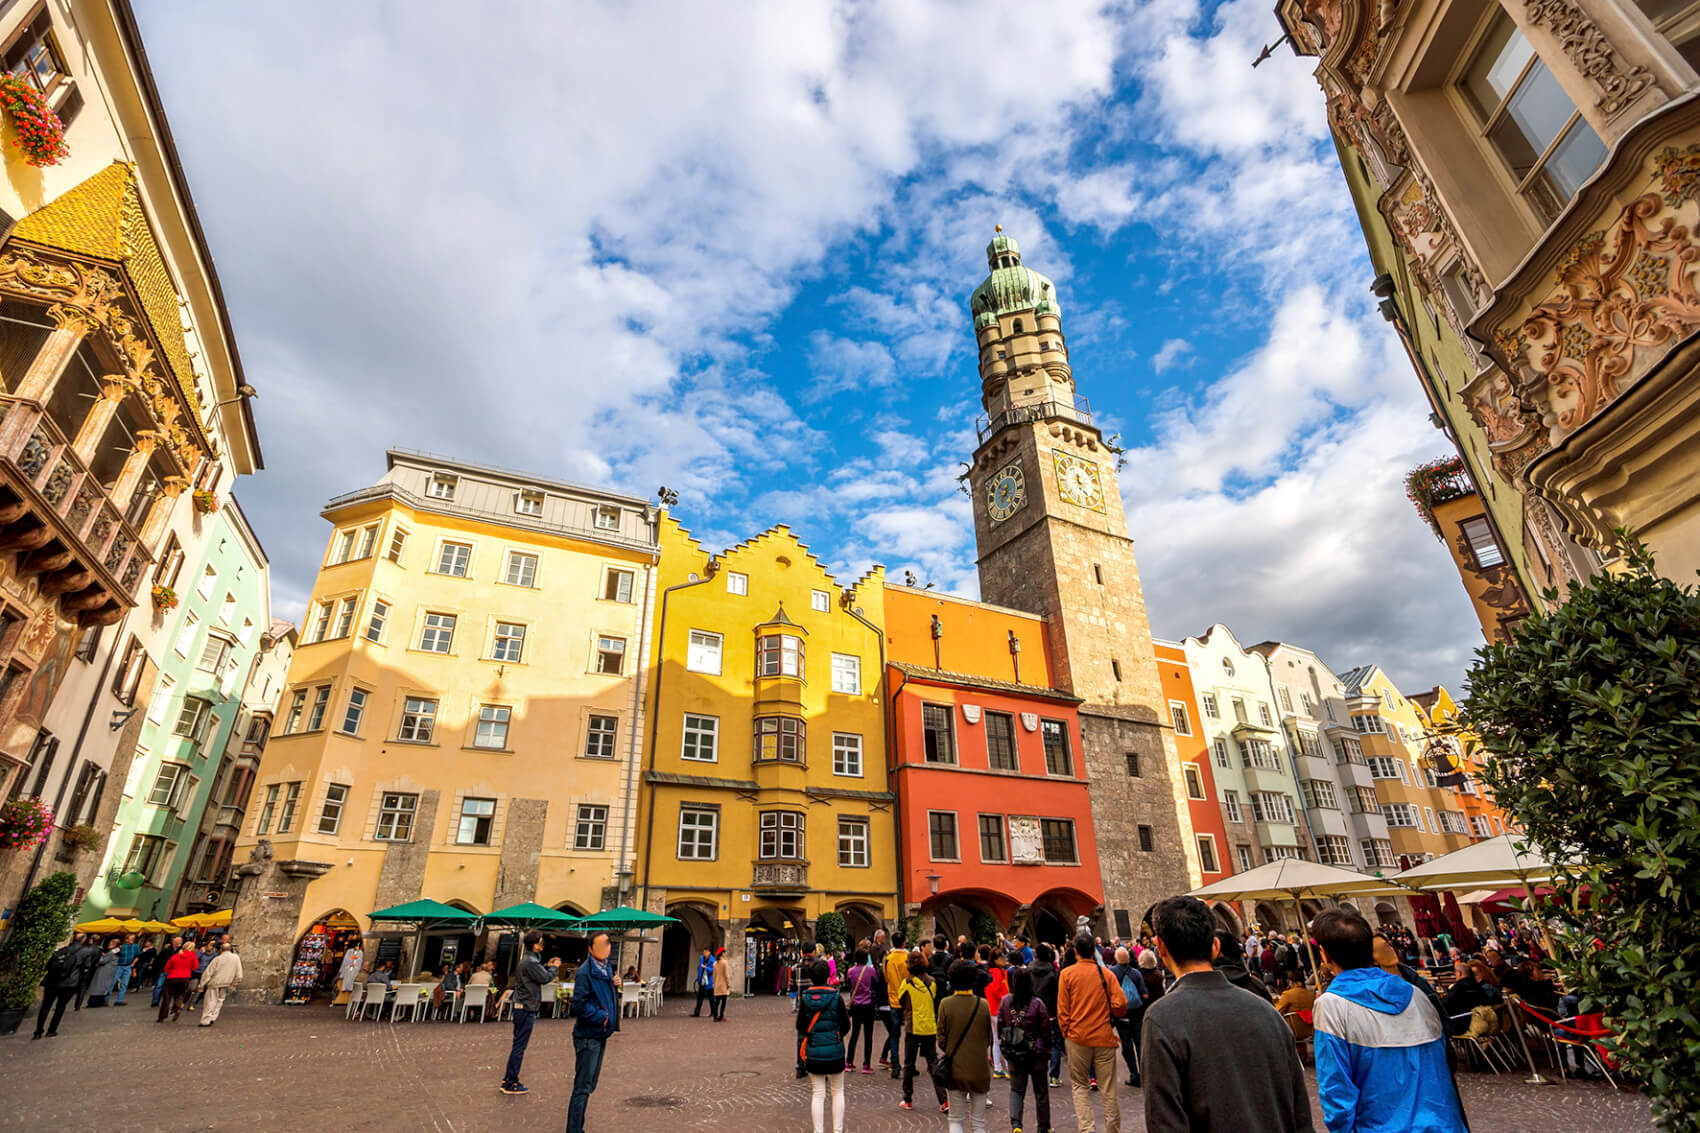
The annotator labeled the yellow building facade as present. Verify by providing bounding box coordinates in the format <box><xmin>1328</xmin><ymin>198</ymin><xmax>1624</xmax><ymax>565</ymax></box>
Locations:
<box><xmin>230</xmin><ymin>451</ymin><xmax>659</xmax><ymax>998</ymax></box>
<box><xmin>1340</xmin><ymin>665</ymin><xmax>1473</xmax><ymax>869</ymax></box>
<box><xmin>634</xmin><ymin>517</ymin><xmax>894</xmax><ymax>995</ymax></box>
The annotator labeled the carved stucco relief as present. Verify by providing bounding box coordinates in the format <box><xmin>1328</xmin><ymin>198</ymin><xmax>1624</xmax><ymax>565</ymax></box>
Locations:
<box><xmin>1523</xmin><ymin>0</ymin><xmax>1652</xmax><ymax>117</ymax></box>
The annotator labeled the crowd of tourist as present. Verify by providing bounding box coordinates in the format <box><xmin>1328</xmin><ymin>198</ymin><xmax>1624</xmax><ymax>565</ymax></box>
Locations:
<box><xmin>31</xmin><ymin>931</ymin><xmax>241</xmax><ymax>1038</ymax></box>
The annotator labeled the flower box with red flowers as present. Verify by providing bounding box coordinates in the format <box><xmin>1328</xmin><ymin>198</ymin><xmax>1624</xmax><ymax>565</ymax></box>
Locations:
<box><xmin>0</xmin><ymin>74</ymin><xmax>70</xmax><ymax>168</ymax></box>
<box><xmin>0</xmin><ymin>798</ymin><xmax>54</xmax><ymax>851</ymax></box>
<box><xmin>191</xmin><ymin>490</ymin><xmax>219</xmax><ymax>515</ymax></box>
<box><xmin>151</xmin><ymin>584</ymin><xmax>179</xmax><ymax>611</ymax></box>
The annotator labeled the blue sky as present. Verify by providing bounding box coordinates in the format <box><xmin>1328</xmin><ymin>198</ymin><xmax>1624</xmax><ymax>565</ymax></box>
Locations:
<box><xmin>135</xmin><ymin>0</ymin><xmax>1486</xmax><ymax>693</ymax></box>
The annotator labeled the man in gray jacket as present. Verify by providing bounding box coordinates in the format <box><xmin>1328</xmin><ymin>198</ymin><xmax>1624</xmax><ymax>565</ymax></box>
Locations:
<box><xmin>501</xmin><ymin>931</ymin><xmax>559</xmax><ymax>1095</ymax></box>
<box><xmin>1141</xmin><ymin>897</ymin><xmax>1314</xmax><ymax>1133</ymax></box>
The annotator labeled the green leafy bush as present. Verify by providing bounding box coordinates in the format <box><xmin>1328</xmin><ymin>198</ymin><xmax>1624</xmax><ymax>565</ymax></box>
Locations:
<box><xmin>813</xmin><ymin>911</ymin><xmax>846</xmax><ymax>954</ymax></box>
<box><xmin>968</xmin><ymin>911</ymin><xmax>999</xmax><ymax>946</ymax></box>
<box><xmin>1464</xmin><ymin>544</ymin><xmax>1700</xmax><ymax>1127</ymax></box>
<box><xmin>0</xmin><ymin>871</ymin><xmax>77</xmax><ymax>1010</ymax></box>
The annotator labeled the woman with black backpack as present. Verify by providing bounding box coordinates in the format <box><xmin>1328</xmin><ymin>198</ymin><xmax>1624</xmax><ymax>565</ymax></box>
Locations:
<box><xmin>997</xmin><ymin>965</ymin><xmax>1053</xmax><ymax>1133</ymax></box>
<box><xmin>796</xmin><ymin>960</ymin><xmax>850</xmax><ymax>1133</ymax></box>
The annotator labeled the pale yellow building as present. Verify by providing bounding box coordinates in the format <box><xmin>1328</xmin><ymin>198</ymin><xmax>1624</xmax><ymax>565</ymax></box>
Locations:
<box><xmin>230</xmin><ymin>451</ymin><xmax>658</xmax><ymax>998</ymax></box>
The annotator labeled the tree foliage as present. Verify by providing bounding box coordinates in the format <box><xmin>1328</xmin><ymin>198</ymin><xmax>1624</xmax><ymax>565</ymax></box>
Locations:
<box><xmin>813</xmin><ymin>911</ymin><xmax>846</xmax><ymax>954</ymax></box>
<box><xmin>0</xmin><ymin>870</ymin><xmax>77</xmax><ymax>1010</ymax></box>
<box><xmin>968</xmin><ymin>911</ymin><xmax>999</xmax><ymax>946</ymax></box>
<box><xmin>1463</xmin><ymin>544</ymin><xmax>1700</xmax><ymax>1127</ymax></box>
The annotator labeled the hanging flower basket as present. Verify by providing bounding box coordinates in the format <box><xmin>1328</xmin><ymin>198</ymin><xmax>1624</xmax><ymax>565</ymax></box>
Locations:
<box><xmin>1404</xmin><ymin>455</ymin><xmax>1472</xmax><ymax>539</ymax></box>
<box><xmin>191</xmin><ymin>490</ymin><xmax>219</xmax><ymax>515</ymax></box>
<box><xmin>151</xmin><ymin>584</ymin><xmax>179</xmax><ymax>611</ymax></box>
<box><xmin>0</xmin><ymin>74</ymin><xmax>70</xmax><ymax>168</ymax></box>
<box><xmin>0</xmin><ymin>798</ymin><xmax>54</xmax><ymax>851</ymax></box>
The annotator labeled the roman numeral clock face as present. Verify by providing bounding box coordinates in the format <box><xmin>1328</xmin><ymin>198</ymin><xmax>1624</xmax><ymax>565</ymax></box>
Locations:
<box><xmin>986</xmin><ymin>461</ymin><xmax>1026</xmax><ymax>523</ymax></box>
<box><xmin>1054</xmin><ymin>451</ymin><xmax>1105</xmax><ymax>511</ymax></box>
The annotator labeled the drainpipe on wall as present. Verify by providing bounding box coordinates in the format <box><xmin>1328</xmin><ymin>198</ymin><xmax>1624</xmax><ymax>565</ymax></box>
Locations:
<box><xmin>614</xmin><ymin>554</ymin><xmax>660</xmax><ymax>908</ymax></box>
<box><xmin>634</xmin><ymin>555</ymin><xmax>719</xmax><ymax>972</ymax></box>
<box><xmin>843</xmin><ymin>601</ymin><xmax>891</xmax><ymax>932</ymax></box>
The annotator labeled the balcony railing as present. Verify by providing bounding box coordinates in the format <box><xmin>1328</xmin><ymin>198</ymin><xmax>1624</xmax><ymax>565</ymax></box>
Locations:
<box><xmin>751</xmin><ymin>861</ymin><xmax>808</xmax><ymax>893</ymax></box>
<box><xmin>975</xmin><ymin>396</ymin><xmax>1092</xmax><ymax>442</ymax></box>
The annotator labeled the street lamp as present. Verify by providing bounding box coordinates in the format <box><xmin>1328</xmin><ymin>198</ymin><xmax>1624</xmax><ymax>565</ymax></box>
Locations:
<box><xmin>926</xmin><ymin>873</ymin><xmax>941</xmax><ymax>896</ymax></box>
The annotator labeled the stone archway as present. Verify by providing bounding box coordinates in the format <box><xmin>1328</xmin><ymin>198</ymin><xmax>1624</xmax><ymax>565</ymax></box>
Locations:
<box><xmin>285</xmin><ymin>908</ymin><xmax>362</xmax><ymax>1004</ymax></box>
<box><xmin>1374</xmin><ymin>901</ymin><xmax>1401</xmax><ymax>927</ymax></box>
<box><xmin>838</xmin><ymin>902</ymin><xmax>883</xmax><ymax>949</ymax></box>
<box><xmin>1210</xmin><ymin>902</ymin><xmax>1243</xmax><ymax>935</ymax></box>
<box><xmin>661</xmin><ymin>902</ymin><xmax>722</xmax><ymax>993</ymax></box>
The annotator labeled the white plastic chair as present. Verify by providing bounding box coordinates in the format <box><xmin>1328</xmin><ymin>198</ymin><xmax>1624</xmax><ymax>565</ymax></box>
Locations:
<box><xmin>390</xmin><ymin>985</ymin><xmax>424</xmax><ymax>1023</ymax></box>
<box><xmin>344</xmin><ymin>983</ymin><xmax>367</xmax><ymax>1020</ymax></box>
<box><xmin>644</xmin><ymin>977</ymin><xmax>663</xmax><ymax>1017</ymax></box>
<box><xmin>359</xmin><ymin>983</ymin><xmax>387</xmax><ymax>1021</ymax></box>
<box><xmin>539</xmin><ymin>981</ymin><xmax>560</xmax><ymax>1018</ymax></box>
<box><xmin>459</xmin><ymin>984</ymin><xmax>489</xmax><ymax>1023</ymax></box>
<box><xmin>620</xmin><ymin>982</ymin><xmax>642</xmax><ymax>1018</ymax></box>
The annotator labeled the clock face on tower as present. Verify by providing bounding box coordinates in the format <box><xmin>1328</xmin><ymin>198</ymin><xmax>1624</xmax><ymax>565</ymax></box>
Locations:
<box><xmin>1053</xmin><ymin>451</ymin><xmax>1105</xmax><ymax>512</ymax></box>
<box><xmin>986</xmin><ymin>461</ymin><xmax>1026</xmax><ymax>524</ymax></box>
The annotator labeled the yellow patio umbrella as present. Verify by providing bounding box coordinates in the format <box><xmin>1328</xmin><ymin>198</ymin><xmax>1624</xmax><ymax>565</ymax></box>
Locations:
<box><xmin>74</xmin><ymin>917</ymin><xmax>126</xmax><ymax>933</ymax></box>
<box><xmin>171</xmin><ymin>909</ymin><xmax>233</xmax><ymax>929</ymax></box>
<box><xmin>137</xmin><ymin>920</ymin><xmax>177</xmax><ymax>933</ymax></box>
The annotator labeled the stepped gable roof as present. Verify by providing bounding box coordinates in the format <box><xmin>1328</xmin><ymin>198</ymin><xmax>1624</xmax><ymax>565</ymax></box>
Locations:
<box><xmin>12</xmin><ymin>161</ymin><xmax>207</xmax><ymax>440</ymax></box>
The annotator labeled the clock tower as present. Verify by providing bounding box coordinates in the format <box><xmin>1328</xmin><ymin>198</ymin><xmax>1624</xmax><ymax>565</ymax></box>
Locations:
<box><xmin>965</xmin><ymin>230</ymin><xmax>1194</xmax><ymax>931</ymax></box>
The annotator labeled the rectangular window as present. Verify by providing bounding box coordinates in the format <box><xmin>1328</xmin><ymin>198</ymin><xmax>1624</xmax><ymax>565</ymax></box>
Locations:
<box><xmin>830</xmin><ymin>653</ymin><xmax>861</xmax><ymax>694</ymax></box>
<box><xmin>1296</xmin><ymin>731</ymin><xmax>1322</xmax><ymax>759</ymax></box>
<box><xmin>978</xmin><ymin>814</ymin><xmax>1006</xmax><ymax>863</ymax></box>
<box><xmin>1351</xmin><ymin>787</ymin><xmax>1382</xmax><ymax>815</ymax></box>
<box><xmin>1251</xmin><ymin>792</ymin><xmax>1296</xmax><ymax>825</ymax></box>
<box><xmin>1258</xmin><ymin>703</ymin><xmax>1273</xmax><ymax>726</ymax></box>
<box><xmin>837</xmin><ymin>816</ymin><xmax>869</xmax><ymax>868</ymax></box>
<box><xmin>601</xmin><ymin>567</ymin><xmax>634</xmax><ymax>602</ymax></box>
<box><xmin>307</xmin><ymin>686</ymin><xmax>331</xmax><ymax>732</ymax></box>
<box><xmin>585</xmin><ymin>714</ymin><xmax>617</xmax><ymax>759</ymax></box>
<box><xmin>318</xmin><ymin>783</ymin><xmax>349</xmax><ymax>835</ymax></box>
<box><xmin>574</xmin><ymin>804</ymin><xmax>608</xmax><ymax>850</ymax></box>
<box><xmin>1462</xmin><ymin>12</ymin><xmax>1606</xmax><ymax>224</ymax></box>
<box><xmin>1317</xmin><ymin>835</ymin><xmax>1353</xmax><ymax>865</ymax></box>
<box><xmin>928</xmin><ymin>811</ymin><xmax>959</xmax><ymax>860</ymax></box>
<box><xmin>428</xmin><ymin>473</ymin><xmax>456</xmax><ymax>499</ymax></box>
<box><xmin>340</xmin><ymin>688</ymin><xmax>368</xmax><ymax>735</ymax></box>
<box><xmin>811</xmin><ymin>589</ymin><xmax>830</xmax><ymax>612</ymax></box>
<box><xmin>1111</xmin><ymin>659</ymin><xmax>1123</xmax><ymax>681</ymax></box>
<box><xmin>831</xmin><ymin>732</ymin><xmax>862</xmax><ymax>776</ymax></box>
<box><xmin>419</xmin><ymin>612</ymin><xmax>456</xmax><ymax>653</ymax></box>
<box><xmin>1236</xmin><ymin>844</ymin><xmax>1255</xmax><ymax>872</ymax></box>
<box><xmin>1222</xmin><ymin>790</ymin><xmax>1243</xmax><ymax>824</ymax></box>
<box><xmin>681</xmin><ymin>713</ymin><xmax>719</xmax><ymax>762</ymax></box>
<box><xmin>457</xmin><ymin>797</ymin><xmax>496</xmax><ymax>844</ymax></box>
<box><xmin>157</xmin><ymin>534</ymin><xmax>185</xmax><ymax>590</ymax></box>
<box><xmin>505</xmin><ymin>551</ymin><xmax>539</xmax><ymax>587</ymax></box>
<box><xmin>758</xmin><ymin>810</ymin><xmax>804</xmax><ymax>859</ymax></box>
<box><xmin>146</xmin><ymin>762</ymin><xmax>190</xmax><ymax>809</ymax></box>
<box><xmin>1182</xmin><ymin>762</ymin><xmax>1205</xmax><ymax>800</ymax></box>
<box><xmin>122</xmin><ymin>835</ymin><xmax>168</xmax><ymax>882</ymax></box>
<box><xmin>1169</xmin><ymin>701</ymin><xmax>1192</xmax><ymax>736</ymax></box>
<box><xmin>474</xmin><ymin>705</ymin><xmax>511</xmax><ymax>749</ymax></box>
<box><xmin>725</xmin><ymin>571</ymin><xmax>748</xmax><ymax>596</ymax></box>
<box><xmin>491</xmin><ymin>622</ymin><xmax>526</xmax><ymax>663</ymax></box>
<box><xmin>333</xmin><ymin>529</ymin><xmax>357</xmax><ymax>564</ymax></box>
<box><xmin>1439</xmin><ymin>810</ymin><xmax>1469</xmax><ymax>835</ymax></box>
<box><xmin>1306</xmin><ymin>779</ymin><xmax>1338</xmax><ymax>810</ymax></box>
<box><xmin>1279</xmin><ymin>687</ymin><xmax>1293</xmax><ymax>713</ymax></box>
<box><xmin>1241</xmin><ymin>738</ymin><xmax>1280</xmax><ymax>771</ymax></box>
<box><xmin>365</xmin><ymin>600</ymin><xmax>389</xmax><ymax>643</ymax></box>
<box><xmin>1213</xmin><ymin>738</ymin><xmax>1231</xmax><ymax>768</ymax></box>
<box><xmin>1040</xmin><ymin>719</ymin><xmax>1072</xmax><ymax>776</ymax></box>
<box><xmin>1201</xmin><ymin>693</ymin><xmax>1218</xmax><ymax>718</ymax></box>
<box><xmin>173</xmin><ymin>697</ymin><xmax>212</xmax><ymax>741</ymax></box>
<box><xmin>1458</xmin><ymin>516</ymin><xmax>1505</xmax><ymax>568</ymax></box>
<box><xmin>1232</xmin><ymin>698</ymin><xmax>1247</xmax><ymax>723</ymax></box>
<box><xmin>196</xmin><ymin>634</ymin><xmax>230</xmax><ymax>674</ymax></box>
<box><xmin>436</xmin><ymin>542</ymin><xmax>472</xmax><ymax>577</ymax></box>
<box><xmin>310</xmin><ymin>601</ymin><xmax>332</xmax><ymax>643</ymax></box>
<box><xmin>757</xmin><ymin>634</ymin><xmax>804</xmax><ymax>677</ymax></box>
<box><xmin>388</xmin><ymin>527</ymin><xmax>409</xmax><ymax>563</ymax></box>
<box><xmin>1352</xmin><ymin>714</ymin><xmax>1387</xmax><ymax>735</ymax></box>
<box><xmin>1300</xmin><ymin>692</ymin><xmax>1314</xmax><ymax>714</ymax></box>
<box><xmin>1125</xmin><ymin>751</ymin><xmax>1140</xmax><ymax>777</ymax></box>
<box><xmin>113</xmin><ymin>637</ymin><xmax>147</xmax><ymax>704</ymax></box>
<box><xmin>1043</xmin><ymin>818</ymin><xmax>1079</xmax><ymax>863</ymax></box>
<box><xmin>197</xmin><ymin>566</ymin><xmax>217</xmax><ymax>600</ymax></box>
<box><xmin>256</xmin><ymin>783</ymin><xmax>279</xmax><ymax>834</ymax></box>
<box><xmin>1196</xmin><ymin>835</ymin><xmax>1220</xmax><ymax>873</ymax></box>
<box><xmin>1138</xmin><ymin>823</ymin><xmax>1155</xmax><ymax>853</ymax></box>
<box><xmin>398</xmin><ymin>698</ymin><xmax>437</xmax><ymax>742</ymax></box>
<box><xmin>146</xmin><ymin>673</ymin><xmax>175</xmax><ymax>725</ymax></box>
<box><xmin>174</xmin><ymin>612</ymin><xmax>199</xmax><ymax>657</ymax></box>
<box><xmin>1384</xmin><ymin>803</ymin><xmax>1420</xmax><ymax>829</ymax></box>
<box><xmin>376</xmin><ymin>792</ymin><xmax>419</xmax><ymax>840</ymax></box>
<box><xmin>594</xmin><ymin>505</ymin><xmax>620</xmax><ymax>531</ymax></box>
<box><xmin>922</xmin><ymin>704</ymin><xmax>955</xmax><ymax>764</ymax></box>
<box><xmin>753</xmin><ymin>716</ymin><xmax>804</xmax><ymax>762</ymax></box>
<box><xmin>515</xmin><ymin>489</ymin><xmax>544</xmax><ymax>516</ymax></box>
<box><xmin>985</xmin><ymin>713</ymin><xmax>1018</xmax><ymax>771</ymax></box>
<box><xmin>1471</xmin><ymin>815</ymin><xmax>1492</xmax><ymax>838</ymax></box>
<box><xmin>283</xmin><ymin>689</ymin><xmax>306</xmax><ymax>734</ymax></box>
<box><xmin>677</xmin><ymin>806</ymin><xmax>718</xmax><ymax>860</ymax></box>
<box><xmin>357</xmin><ymin>524</ymin><xmax>379</xmax><ymax>560</ymax></box>
<box><xmin>333</xmin><ymin>596</ymin><xmax>357</xmax><ymax>639</ymax></box>
<box><xmin>276</xmin><ymin>781</ymin><xmax>302</xmax><ymax>833</ymax></box>
<box><xmin>595</xmin><ymin>635</ymin><xmax>626</xmax><ymax>674</ymax></box>
<box><xmin>686</xmin><ymin>630</ymin><xmax>723</xmax><ymax>674</ymax></box>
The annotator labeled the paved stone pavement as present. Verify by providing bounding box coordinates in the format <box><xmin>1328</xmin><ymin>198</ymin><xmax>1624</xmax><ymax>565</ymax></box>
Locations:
<box><xmin>0</xmin><ymin>995</ymin><xmax>1650</xmax><ymax>1132</ymax></box>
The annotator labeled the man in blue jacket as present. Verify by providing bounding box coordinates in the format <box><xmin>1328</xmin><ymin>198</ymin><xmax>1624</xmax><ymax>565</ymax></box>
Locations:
<box><xmin>691</xmin><ymin>946</ymin><xmax>715</xmax><ymax>1017</ymax></box>
<box><xmin>568</xmin><ymin>931</ymin><xmax>621</xmax><ymax>1133</ymax></box>
<box><xmin>1312</xmin><ymin>910</ymin><xmax>1466</xmax><ymax>1133</ymax></box>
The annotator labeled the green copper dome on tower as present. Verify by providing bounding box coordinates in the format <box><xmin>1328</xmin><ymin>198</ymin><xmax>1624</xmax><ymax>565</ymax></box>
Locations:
<box><xmin>968</xmin><ymin>226</ymin><xmax>1060</xmax><ymax>330</ymax></box>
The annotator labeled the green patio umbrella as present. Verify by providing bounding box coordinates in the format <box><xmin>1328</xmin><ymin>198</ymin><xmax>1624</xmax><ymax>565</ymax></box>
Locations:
<box><xmin>566</xmin><ymin>906</ymin><xmax>679</xmax><ymax>932</ymax></box>
<box><xmin>484</xmin><ymin>902</ymin><xmax>583</xmax><ymax>929</ymax></box>
<box><xmin>368</xmin><ymin>899</ymin><xmax>480</xmax><ymax>978</ymax></box>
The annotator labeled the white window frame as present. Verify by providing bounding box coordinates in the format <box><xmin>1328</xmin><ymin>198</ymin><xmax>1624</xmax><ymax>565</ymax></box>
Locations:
<box><xmin>810</xmin><ymin>588</ymin><xmax>830</xmax><ymax>613</ymax></box>
<box><xmin>419</xmin><ymin>612</ymin><xmax>456</xmax><ymax>654</ymax></box>
<box><xmin>174</xmin><ymin>612</ymin><xmax>199</xmax><ymax>658</ymax></box>
<box><xmin>1196</xmin><ymin>834</ymin><xmax>1220</xmax><ymax>874</ymax></box>
<box><xmin>456</xmin><ymin>796</ymin><xmax>496</xmax><ymax>845</ymax></box>
<box><xmin>574</xmin><ymin>804</ymin><xmax>608</xmax><ymax>851</ymax></box>
<box><xmin>676</xmin><ymin>805</ymin><xmax>719</xmax><ymax>860</ymax></box>
<box><xmin>435</xmin><ymin>541</ymin><xmax>472</xmax><ymax>578</ymax></box>
<box><xmin>601</xmin><ymin>566</ymin><xmax>634</xmax><ymax>603</ymax></box>
<box><xmin>681</xmin><ymin>713</ymin><xmax>719</xmax><ymax>762</ymax></box>
<box><xmin>317</xmin><ymin>783</ymin><xmax>349</xmax><ymax>835</ymax></box>
<box><xmin>686</xmin><ymin>630</ymin><xmax>723</xmax><ymax>675</ymax></box>
<box><xmin>474</xmin><ymin>704</ymin><xmax>511</xmax><ymax>749</ymax></box>
<box><xmin>427</xmin><ymin>473</ymin><xmax>456</xmax><ymax>499</ymax></box>
<box><xmin>365</xmin><ymin>600</ymin><xmax>389</xmax><ymax>643</ymax></box>
<box><xmin>375</xmin><ymin>792</ymin><xmax>419</xmax><ymax>840</ymax></box>
<box><xmin>830</xmin><ymin>652</ymin><xmax>861</xmax><ymax>695</ymax></box>
<box><xmin>594</xmin><ymin>505</ymin><xmax>621</xmax><ymax>531</ymax></box>
<box><xmin>514</xmin><ymin>489</ymin><xmax>544</xmax><ymax>517</ymax></box>
<box><xmin>1222</xmin><ymin>790</ymin><xmax>1243</xmax><ymax>823</ymax></box>
<box><xmin>398</xmin><ymin>697</ymin><xmax>438</xmax><ymax>743</ymax></box>
<box><xmin>504</xmin><ymin>551</ymin><xmax>539</xmax><ymax>588</ymax></box>
<box><xmin>1169</xmin><ymin>700</ymin><xmax>1192</xmax><ymax>736</ymax></box>
<box><xmin>339</xmin><ymin>687</ymin><xmax>368</xmax><ymax>736</ymax></box>
<box><xmin>594</xmin><ymin>635</ymin><xmax>626</xmax><ymax>675</ymax></box>
<box><xmin>837</xmin><ymin>815</ymin><xmax>869</xmax><ymax>868</ymax></box>
<box><xmin>758</xmin><ymin>810</ymin><xmax>805</xmax><ymax>860</ymax></box>
<box><xmin>725</xmin><ymin>571</ymin><xmax>748</xmax><ymax>596</ymax></box>
<box><xmin>1182</xmin><ymin>761</ymin><xmax>1205</xmax><ymax>800</ymax></box>
<box><xmin>491</xmin><ymin>621</ymin><xmax>526</xmax><ymax>663</ymax></box>
<box><xmin>585</xmin><ymin>714</ymin><xmax>618</xmax><ymax>759</ymax></box>
<box><xmin>832</xmin><ymin>732</ymin><xmax>863</xmax><ymax>777</ymax></box>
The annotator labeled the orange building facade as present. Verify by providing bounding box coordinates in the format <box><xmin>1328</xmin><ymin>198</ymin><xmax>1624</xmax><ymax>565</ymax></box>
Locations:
<box><xmin>884</xmin><ymin>585</ymin><xmax>1103</xmax><ymax>946</ymax></box>
<box><xmin>1153</xmin><ymin>641</ymin><xmax>1233</xmax><ymax>890</ymax></box>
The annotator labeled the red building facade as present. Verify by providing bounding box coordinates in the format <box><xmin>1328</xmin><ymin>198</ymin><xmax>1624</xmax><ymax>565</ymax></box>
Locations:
<box><xmin>885</xmin><ymin>586</ymin><xmax>1104</xmax><ymax>945</ymax></box>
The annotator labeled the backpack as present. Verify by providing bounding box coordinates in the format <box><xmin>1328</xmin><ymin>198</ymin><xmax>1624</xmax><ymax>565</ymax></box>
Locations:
<box><xmin>999</xmin><ymin>1000</ymin><xmax>1035</xmax><ymax>1061</ymax></box>
<box><xmin>1118</xmin><ymin>968</ymin><xmax>1143</xmax><ymax>1012</ymax></box>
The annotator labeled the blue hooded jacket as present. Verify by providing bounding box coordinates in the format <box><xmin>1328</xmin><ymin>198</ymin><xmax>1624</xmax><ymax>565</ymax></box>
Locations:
<box><xmin>1314</xmin><ymin>967</ymin><xmax>1466</xmax><ymax>1133</ymax></box>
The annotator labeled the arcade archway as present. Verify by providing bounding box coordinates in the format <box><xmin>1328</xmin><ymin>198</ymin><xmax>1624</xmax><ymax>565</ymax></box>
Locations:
<box><xmin>1210</xmin><ymin>902</ymin><xmax>1243</xmax><ymax>935</ymax></box>
<box><xmin>660</xmin><ymin>901</ymin><xmax>722</xmax><ymax>993</ymax></box>
<box><xmin>839</xmin><ymin>902</ymin><xmax>883</xmax><ymax>947</ymax></box>
<box><xmin>285</xmin><ymin>908</ymin><xmax>362</xmax><ymax>1004</ymax></box>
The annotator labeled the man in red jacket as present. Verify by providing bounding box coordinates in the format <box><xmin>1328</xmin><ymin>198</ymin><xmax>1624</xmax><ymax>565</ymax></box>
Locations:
<box><xmin>157</xmin><ymin>941</ymin><xmax>196</xmax><ymax>1023</ymax></box>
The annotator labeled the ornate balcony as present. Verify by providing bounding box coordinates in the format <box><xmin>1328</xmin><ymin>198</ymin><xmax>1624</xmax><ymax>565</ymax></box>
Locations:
<box><xmin>976</xmin><ymin>395</ymin><xmax>1092</xmax><ymax>443</ymax></box>
<box><xmin>751</xmin><ymin>860</ymin><xmax>808</xmax><ymax>895</ymax></box>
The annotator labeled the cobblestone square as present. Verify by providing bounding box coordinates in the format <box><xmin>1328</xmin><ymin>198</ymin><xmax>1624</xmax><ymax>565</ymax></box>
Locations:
<box><xmin>0</xmin><ymin>995</ymin><xmax>1651</xmax><ymax>1132</ymax></box>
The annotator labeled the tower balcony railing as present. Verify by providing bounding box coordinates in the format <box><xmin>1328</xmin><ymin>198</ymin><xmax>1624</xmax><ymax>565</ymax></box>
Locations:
<box><xmin>975</xmin><ymin>396</ymin><xmax>1092</xmax><ymax>442</ymax></box>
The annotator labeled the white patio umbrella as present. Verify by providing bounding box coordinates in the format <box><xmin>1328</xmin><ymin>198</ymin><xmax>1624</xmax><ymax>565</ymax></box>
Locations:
<box><xmin>1188</xmin><ymin>859</ymin><xmax>1403</xmax><ymax>986</ymax></box>
<box><xmin>1390</xmin><ymin>833</ymin><xmax>1561</xmax><ymax>891</ymax></box>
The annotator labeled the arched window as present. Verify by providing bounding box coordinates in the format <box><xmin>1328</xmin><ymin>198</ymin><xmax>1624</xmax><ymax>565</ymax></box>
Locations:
<box><xmin>1013</xmin><ymin>318</ymin><xmax>1024</xmax><ymax>333</ymax></box>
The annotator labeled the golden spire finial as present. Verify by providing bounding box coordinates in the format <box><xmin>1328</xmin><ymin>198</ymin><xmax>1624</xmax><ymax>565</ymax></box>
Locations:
<box><xmin>995</xmin><ymin>224</ymin><xmax>1003</xmax><ymax>233</ymax></box>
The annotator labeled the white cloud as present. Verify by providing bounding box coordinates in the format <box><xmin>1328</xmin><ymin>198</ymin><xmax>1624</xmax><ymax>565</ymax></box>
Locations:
<box><xmin>1150</xmin><ymin>337</ymin><xmax>1193</xmax><ymax>374</ymax></box>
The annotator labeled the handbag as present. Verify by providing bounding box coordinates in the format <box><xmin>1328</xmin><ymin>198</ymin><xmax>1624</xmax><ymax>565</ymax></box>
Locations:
<box><xmin>933</xmin><ymin>998</ymin><xmax>982</xmax><ymax>1094</ymax></box>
